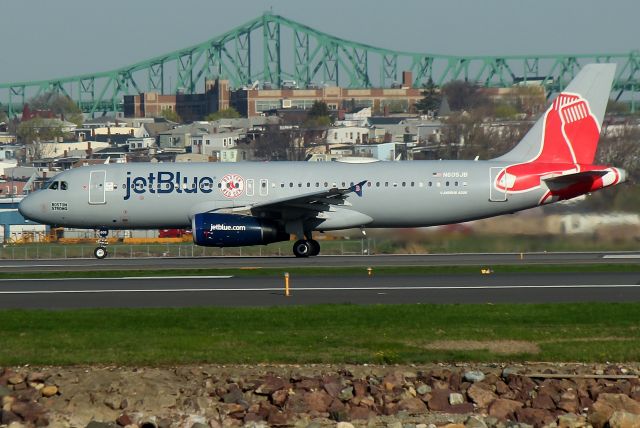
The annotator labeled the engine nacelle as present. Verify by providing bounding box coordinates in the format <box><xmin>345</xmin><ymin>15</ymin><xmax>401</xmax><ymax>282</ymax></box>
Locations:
<box><xmin>192</xmin><ymin>213</ymin><xmax>289</xmax><ymax>247</ymax></box>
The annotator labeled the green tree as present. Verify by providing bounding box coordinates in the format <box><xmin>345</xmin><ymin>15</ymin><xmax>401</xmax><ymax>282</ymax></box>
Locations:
<box><xmin>29</xmin><ymin>92</ymin><xmax>84</xmax><ymax>126</ymax></box>
<box><xmin>205</xmin><ymin>107</ymin><xmax>241</xmax><ymax>121</ymax></box>
<box><xmin>415</xmin><ymin>78</ymin><xmax>442</xmax><ymax>115</ymax></box>
<box><xmin>305</xmin><ymin>101</ymin><xmax>332</xmax><ymax>127</ymax></box>
<box><xmin>17</xmin><ymin>117</ymin><xmax>65</xmax><ymax>160</ymax></box>
<box><xmin>442</xmin><ymin>80</ymin><xmax>488</xmax><ymax>111</ymax></box>
<box><xmin>160</xmin><ymin>108</ymin><xmax>182</xmax><ymax>123</ymax></box>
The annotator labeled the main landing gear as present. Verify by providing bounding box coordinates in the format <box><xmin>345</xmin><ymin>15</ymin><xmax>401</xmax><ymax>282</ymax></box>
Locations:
<box><xmin>292</xmin><ymin>238</ymin><xmax>320</xmax><ymax>258</ymax></box>
<box><xmin>94</xmin><ymin>228</ymin><xmax>109</xmax><ymax>259</ymax></box>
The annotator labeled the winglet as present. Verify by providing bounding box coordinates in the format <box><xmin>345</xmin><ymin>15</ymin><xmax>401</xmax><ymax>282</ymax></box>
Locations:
<box><xmin>350</xmin><ymin>180</ymin><xmax>368</xmax><ymax>197</ymax></box>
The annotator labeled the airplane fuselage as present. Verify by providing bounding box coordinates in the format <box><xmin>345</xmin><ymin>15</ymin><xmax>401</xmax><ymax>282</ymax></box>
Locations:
<box><xmin>21</xmin><ymin>160</ymin><xmax>557</xmax><ymax>230</ymax></box>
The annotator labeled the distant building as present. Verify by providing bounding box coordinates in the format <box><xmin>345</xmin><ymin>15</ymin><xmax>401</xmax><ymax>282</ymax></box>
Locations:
<box><xmin>231</xmin><ymin>72</ymin><xmax>421</xmax><ymax>117</ymax></box>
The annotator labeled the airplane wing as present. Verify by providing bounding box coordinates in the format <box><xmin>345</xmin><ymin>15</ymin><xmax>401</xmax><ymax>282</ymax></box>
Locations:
<box><xmin>248</xmin><ymin>180</ymin><xmax>368</xmax><ymax>215</ymax></box>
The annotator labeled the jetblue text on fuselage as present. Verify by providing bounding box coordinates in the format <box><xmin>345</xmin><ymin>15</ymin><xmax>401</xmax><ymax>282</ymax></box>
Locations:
<box><xmin>124</xmin><ymin>171</ymin><xmax>218</xmax><ymax>200</ymax></box>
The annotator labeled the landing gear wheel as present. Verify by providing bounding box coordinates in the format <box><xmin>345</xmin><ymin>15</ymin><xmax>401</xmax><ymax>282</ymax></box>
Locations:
<box><xmin>309</xmin><ymin>239</ymin><xmax>320</xmax><ymax>256</ymax></box>
<box><xmin>293</xmin><ymin>240</ymin><xmax>312</xmax><ymax>258</ymax></box>
<box><xmin>94</xmin><ymin>247</ymin><xmax>108</xmax><ymax>259</ymax></box>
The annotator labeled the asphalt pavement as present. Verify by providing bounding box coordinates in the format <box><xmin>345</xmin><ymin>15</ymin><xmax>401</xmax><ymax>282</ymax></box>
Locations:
<box><xmin>1</xmin><ymin>271</ymin><xmax>639</xmax><ymax>309</ymax></box>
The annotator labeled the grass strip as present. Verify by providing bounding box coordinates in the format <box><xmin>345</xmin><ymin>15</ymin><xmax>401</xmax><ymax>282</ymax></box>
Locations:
<box><xmin>0</xmin><ymin>263</ymin><xmax>638</xmax><ymax>279</ymax></box>
<box><xmin>1</xmin><ymin>302</ymin><xmax>640</xmax><ymax>365</ymax></box>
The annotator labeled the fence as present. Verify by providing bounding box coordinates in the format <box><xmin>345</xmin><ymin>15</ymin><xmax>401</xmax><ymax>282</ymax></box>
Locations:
<box><xmin>0</xmin><ymin>239</ymin><xmax>374</xmax><ymax>259</ymax></box>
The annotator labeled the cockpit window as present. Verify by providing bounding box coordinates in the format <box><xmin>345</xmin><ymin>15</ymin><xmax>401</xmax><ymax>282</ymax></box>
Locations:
<box><xmin>47</xmin><ymin>181</ymin><xmax>68</xmax><ymax>191</ymax></box>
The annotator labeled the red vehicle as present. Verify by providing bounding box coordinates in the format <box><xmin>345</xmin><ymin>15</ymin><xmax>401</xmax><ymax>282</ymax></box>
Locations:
<box><xmin>159</xmin><ymin>229</ymin><xmax>192</xmax><ymax>238</ymax></box>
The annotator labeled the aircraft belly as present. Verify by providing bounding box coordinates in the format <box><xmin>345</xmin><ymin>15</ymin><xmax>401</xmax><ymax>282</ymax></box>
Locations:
<box><xmin>352</xmin><ymin>186</ymin><xmax>543</xmax><ymax>228</ymax></box>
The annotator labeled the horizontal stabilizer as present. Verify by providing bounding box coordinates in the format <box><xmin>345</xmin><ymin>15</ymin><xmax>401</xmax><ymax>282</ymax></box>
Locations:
<box><xmin>542</xmin><ymin>170</ymin><xmax>607</xmax><ymax>190</ymax></box>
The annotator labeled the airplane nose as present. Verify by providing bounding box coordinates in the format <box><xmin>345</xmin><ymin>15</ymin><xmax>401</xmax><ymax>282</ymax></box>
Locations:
<box><xmin>18</xmin><ymin>196</ymin><xmax>38</xmax><ymax>222</ymax></box>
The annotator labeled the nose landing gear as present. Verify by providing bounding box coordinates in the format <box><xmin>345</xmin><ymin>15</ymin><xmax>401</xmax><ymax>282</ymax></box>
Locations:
<box><xmin>94</xmin><ymin>228</ymin><xmax>109</xmax><ymax>259</ymax></box>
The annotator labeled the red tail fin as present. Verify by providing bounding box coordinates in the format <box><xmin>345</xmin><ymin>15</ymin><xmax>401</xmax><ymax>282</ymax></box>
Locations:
<box><xmin>537</xmin><ymin>93</ymin><xmax>601</xmax><ymax>165</ymax></box>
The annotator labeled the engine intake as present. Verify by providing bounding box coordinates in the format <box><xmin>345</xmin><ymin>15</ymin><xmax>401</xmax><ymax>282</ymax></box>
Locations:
<box><xmin>192</xmin><ymin>213</ymin><xmax>289</xmax><ymax>247</ymax></box>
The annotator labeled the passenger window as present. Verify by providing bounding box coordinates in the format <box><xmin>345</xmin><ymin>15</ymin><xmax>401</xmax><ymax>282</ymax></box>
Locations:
<box><xmin>60</xmin><ymin>181</ymin><xmax>68</xmax><ymax>190</ymax></box>
<box><xmin>307</xmin><ymin>183</ymin><xmax>310</xmax><ymax>187</ymax></box>
<box><xmin>289</xmin><ymin>182</ymin><xmax>294</xmax><ymax>187</ymax></box>
<box><xmin>49</xmin><ymin>181</ymin><xmax>59</xmax><ymax>190</ymax></box>
<box><xmin>384</xmin><ymin>182</ymin><xmax>389</xmax><ymax>187</ymax></box>
<box><xmin>411</xmin><ymin>182</ymin><xmax>415</xmax><ymax>187</ymax></box>
<box><xmin>402</xmin><ymin>182</ymin><xmax>406</xmax><ymax>187</ymax></box>
<box><xmin>324</xmin><ymin>182</ymin><xmax>328</xmax><ymax>187</ymax></box>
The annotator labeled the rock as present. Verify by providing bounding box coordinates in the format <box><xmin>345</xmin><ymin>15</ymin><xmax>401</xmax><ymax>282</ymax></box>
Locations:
<box><xmin>336</xmin><ymin>423</ymin><xmax>355</xmax><ymax>428</ymax></box>
<box><xmin>465</xmin><ymin>415</ymin><xmax>488</xmax><ymax>428</ymax></box>
<box><xmin>255</xmin><ymin>376</ymin><xmax>286</xmax><ymax>395</ymax></box>
<box><xmin>323</xmin><ymin>381</ymin><xmax>342</xmax><ymax>398</ymax></box>
<box><xmin>41</xmin><ymin>385</ymin><xmax>58</xmax><ymax>397</ymax></box>
<box><xmin>450</xmin><ymin>393</ymin><xmax>465</xmax><ymax>405</ymax></box>
<box><xmin>304</xmin><ymin>391</ymin><xmax>332</xmax><ymax>413</ymax></box>
<box><xmin>86</xmin><ymin>423</ymin><xmax>119</xmax><ymax>428</ymax></box>
<box><xmin>428</xmin><ymin>389</ymin><xmax>453</xmax><ymax>411</ymax></box>
<box><xmin>609</xmin><ymin>410</ymin><xmax>640</xmax><ymax>428</ymax></box>
<box><xmin>223</xmin><ymin>387</ymin><xmax>244</xmax><ymax>404</ymax></box>
<box><xmin>387</xmin><ymin>422</ymin><xmax>403</xmax><ymax>428</ymax></box>
<box><xmin>398</xmin><ymin>397</ymin><xmax>428</xmax><ymax>414</ymax></box>
<box><xmin>26</xmin><ymin>372</ymin><xmax>48</xmax><ymax>383</ymax></box>
<box><xmin>449</xmin><ymin>403</ymin><xmax>475</xmax><ymax>414</ymax></box>
<box><xmin>502</xmin><ymin>367</ymin><xmax>522</xmax><ymax>379</ymax></box>
<box><xmin>516</xmin><ymin>408</ymin><xmax>556</xmax><ymax>426</ymax></box>
<box><xmin>557</xmin><ymin>413</ymin><xmax>588</xmax><ymax>428</ymax></box>
<box><xmin>383</xmin><ymin>372</ymin><xmax>405</xmax><ymax>392</ymax></box>
<box><xmin>349</xmin><ymin>405</ymin><xmax>374</xmax><ymax>420</ymax></box>
<box><xmin>7</xmin><ymin>375</ymin><xmax>24</xmax><ymax>386</ymax></box>
<box><xmin>339</xmin><ymin>386</ymin><xmax>354</xmax><ymax>401</ymax></box>
<box><xmin>531</xmin><ymin>392</ymin><xmax>556</xmax><ymax>410</ymax></box>
<box><xmin>352</xmin><ymin>380</ymin><xmax>367</xmax><ymax>398</ymax></box>
<box><xmin>464</xmin><ymin>371</ymin><xmax>486</xmax><ymax>383</ymax></box>
<box><xmin>468</xmin><ymin>384</ymin><xmax>498</xmax><ymax>408</ymax></box>
<box><xmin>271</xmin><ymin>389</ymin><xmax>288</xmax><ymax>407</ymax></box>
<box><xmin>0</xmin><ymin>385</ymin><xmax>11</xmax><ymax>397</ymax></box>
<box><xmin>1</xmin><ymin>410</ymin><xmax>21</xmax><ymax>425</ymax></box>
<box><xmin>116</xmin><ymin>414</ymin><xmax>133</xmax><ymax>426</ymax></box>
<box><xmin>590</xmin><ymin>393</ymin><xmax>640</xmax><ymax>428</ymax></box>
<box><xmin>440</xmin><ymin>424</ymin><xmax>465</xmax><ymax>428</ymax></box>
<box><xmin>11</xmin><ymin>400</ymin><xmax>45</xmax><ymax>423</ymax></box>
<box><xmin>488</xmin><ymin>398</ymin><xmax>524</xmax><ymax>420</ymax></box>
<box><xmin>558</xmin><ymin>399</ymin><xmax>579</xmax><ymax>414</ymax></box>
<box><xmin>191</xmin><ymin>424</ymin><xmax>209</xmax><ymax>428</ymax></box>
<box><xmin>417</xmin><ymin>384</ymin><xmax>432</xmax><ymax>395</ymax></box>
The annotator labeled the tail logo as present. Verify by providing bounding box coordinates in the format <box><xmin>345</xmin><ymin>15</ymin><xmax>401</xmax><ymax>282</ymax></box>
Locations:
<box><xmin>495</xmin><ymin>92</ymin><xmax>601</xmax><ymax>194</ymax></box>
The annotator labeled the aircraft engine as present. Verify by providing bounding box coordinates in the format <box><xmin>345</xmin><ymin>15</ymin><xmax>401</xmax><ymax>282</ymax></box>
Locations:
<box><xmin>192</xmin><ymin>213</ymin><xmax>289</xmax><ymax>247</ymax></box>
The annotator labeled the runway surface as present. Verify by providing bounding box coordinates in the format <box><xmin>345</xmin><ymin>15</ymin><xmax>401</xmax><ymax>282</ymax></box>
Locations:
<box><xmin>1</xmin><ymin>271</ymin><xmax>639</xmax><ymax>309</ymax></box>
<box><xmin>0</xmin><ymin>251</ymin><xmax>639</xmax><ymax>272</ymax></box>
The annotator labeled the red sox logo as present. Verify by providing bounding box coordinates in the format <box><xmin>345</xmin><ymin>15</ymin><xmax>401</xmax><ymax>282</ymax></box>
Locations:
<box><xmin>220</xmin><ymin>173</ymin><xmax>245</xmax><ymax>198</ymax></box>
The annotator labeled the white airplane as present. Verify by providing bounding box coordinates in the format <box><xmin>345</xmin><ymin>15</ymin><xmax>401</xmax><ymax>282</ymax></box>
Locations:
<box><xmin>19</xmin><ymin>64</ymin><xmax>626</xmax><ymax>258</ymax></box>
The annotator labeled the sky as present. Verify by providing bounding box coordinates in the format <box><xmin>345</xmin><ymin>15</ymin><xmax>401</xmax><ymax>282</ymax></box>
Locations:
<box><xmin>0</xmin><ymin>0</ymin><xmax>638</xmax><ymax>83</ymax></box>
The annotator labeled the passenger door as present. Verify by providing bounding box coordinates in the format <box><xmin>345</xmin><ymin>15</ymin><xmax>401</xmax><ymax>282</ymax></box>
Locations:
<box><xmin>89</xmin><ymin>170</ymin><xmax>106</xmax><ymax>205</ymax></box>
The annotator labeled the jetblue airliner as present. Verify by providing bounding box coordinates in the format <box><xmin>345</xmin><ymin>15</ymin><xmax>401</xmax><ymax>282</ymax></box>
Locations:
<box><xmin>19</xmin><ymin>64</ymin><xmax>626</xmax><ymax>258</ymax></box>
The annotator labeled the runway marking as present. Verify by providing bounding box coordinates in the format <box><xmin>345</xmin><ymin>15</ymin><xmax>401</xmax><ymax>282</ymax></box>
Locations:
<box><xmin>0</xmin><ymin>284</ymin><xmax>639</xmax><ymax>295</ymax></box>
<box><xmin>603</xmin><ymin>254</ymin><xmax>640</xmax><ymax>259</ymax></box>
<box><xmin>0</xmin><ymin>276</ymin><xmax>233</xmax><ymax>282</ymax></box>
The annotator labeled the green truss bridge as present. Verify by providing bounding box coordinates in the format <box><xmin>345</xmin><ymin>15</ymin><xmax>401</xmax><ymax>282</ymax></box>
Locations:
<box><xmin>1</xmin><ymin>12</ymin><xmax>639</xmax><ymax>117</ymax></box>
